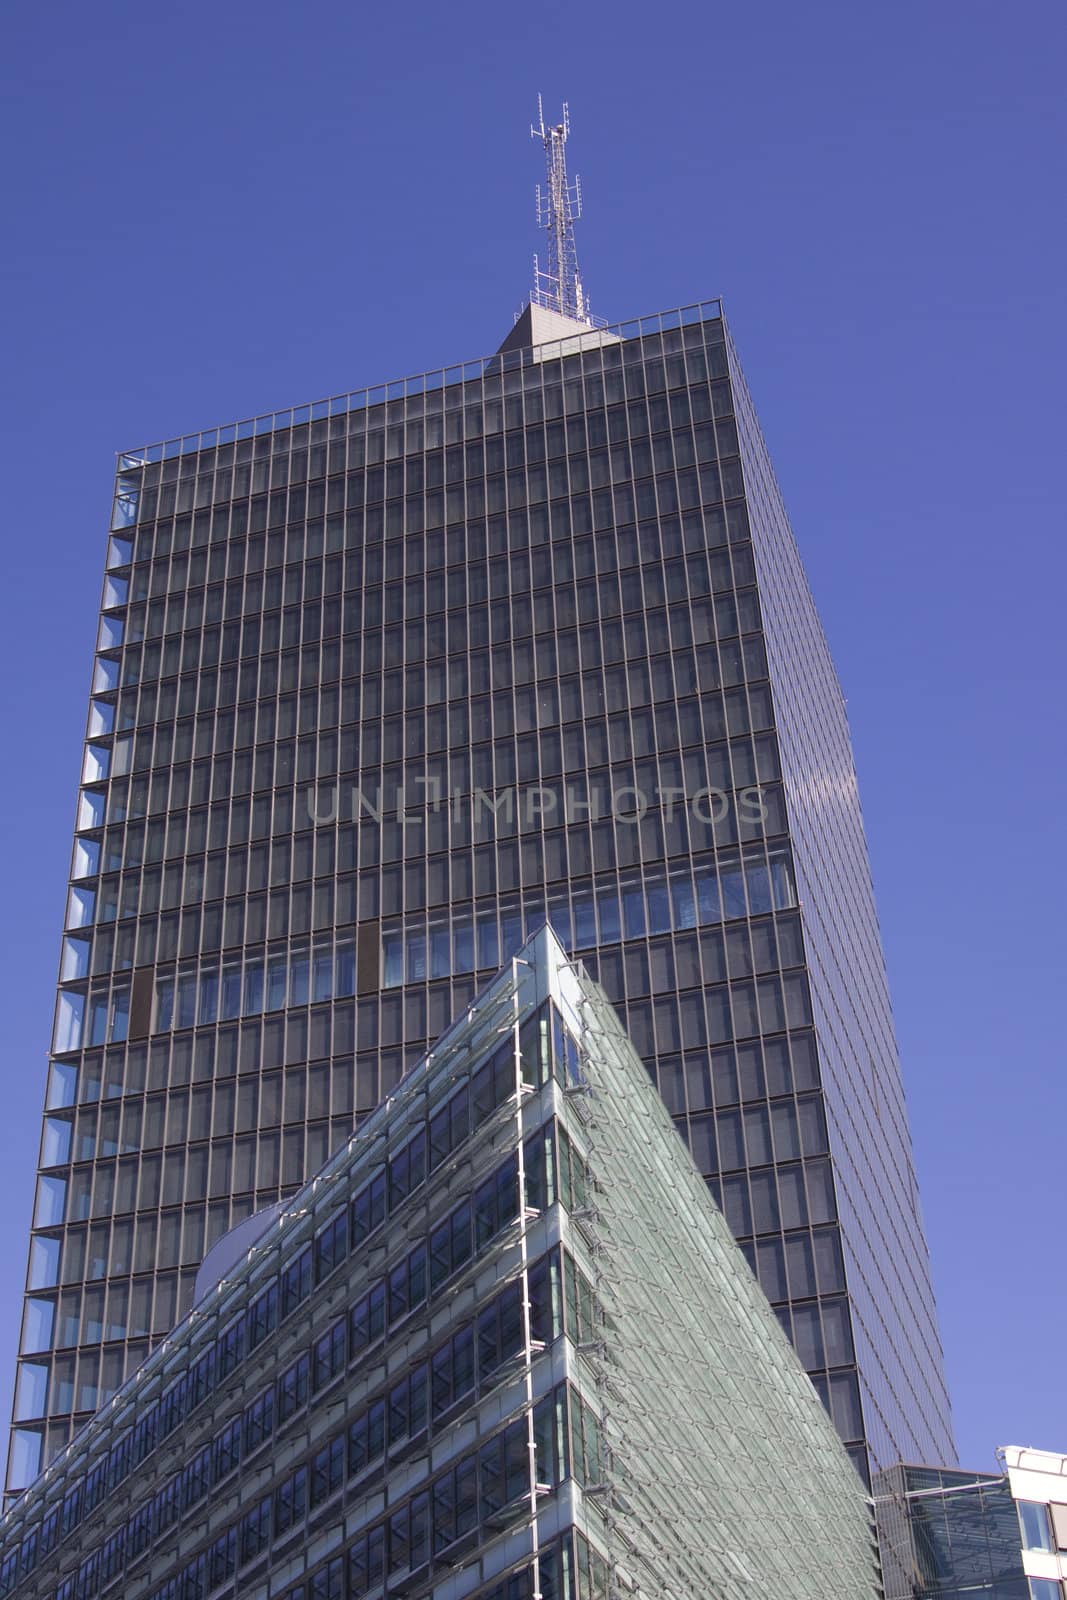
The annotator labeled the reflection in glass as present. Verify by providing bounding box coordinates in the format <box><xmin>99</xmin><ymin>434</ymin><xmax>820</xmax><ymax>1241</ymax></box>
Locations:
<box><xmin>1019</xmin><ymin>1502</ymin><xmax>1053</xmax><ymax>1552</ymax></box>
<box><xmin>77</xmin><ymin>789</ymin><xmax>106</xmax><ymax>831</ymax></box>
<box><xmin>82</xmin><ymin>745</ymin><xmax>110</xmax><ymax>785</ymax></box>
<box><xmin>6</xmin><ymin>1428</ymin><xmax>42</xmax><ymax>1491</ymax></box>
<box><xmin>41</xmin><ymin>1119</ymin><xmax>71</xmax><ymax>1167</ymax></box>
<box><xmin>13</xmin><ymin>1364</ymin><xmax>48</xmax><ymax>1423</ymax></box>
<box><xmin>106</xmin><ymin>535</ymin><xmax>133</xmax><ymax>569</ymax></box>
<box><xmin>60</xmin><ymin>937</ymin><xmax>90</xmax><ymax>982</ymax></box>
<box><xmin>87</xmin><ymin>701</ymin><xmax>115</xmax><ymax>738</ymax></box>
<box><xmin>28</xmin><ymin>1236</ymin><xmax>60</xmax><ymax>1290</ymax></box>
<box><xmin>53</xmin><ymin>990</ymin><xmax>84</xmax><ymax>1053</ymax></box>
<box><xmin>97</xmin><ymin>614</ymin><xmax>123</xmax><ymax>651</ymax></box>
<box><xmin>34</xmin><ymin>1176</ymin><xmax>66</xmax><ymax>1229</ymax></box>
<box><xmin>66</xmin><ymin>885</ymin><xmax>95</xmax><ymax>930</ymax></box>
<box><xmin>92</xmin><ymin>657</ymin><xmax>120</xmax><ymax>693</ymax></box>
<box><xmin>72</xmin><ymin>837</ymin><xmax>100</xmax><ymax>880</ymax></box>
<box><xmin>46</xmin><ymin>1061</ymin><xmax>78</xmax><ymax>1110</ymax></box>
<box><xmin>382</xmin><ymin>851</ymin><xmax>796</xmax><ymax>989</ymax></box>
<box><xmin>20</xmin><ymin>1299</ymin><xmax>54</xmax><ymax>1356</ymax></box>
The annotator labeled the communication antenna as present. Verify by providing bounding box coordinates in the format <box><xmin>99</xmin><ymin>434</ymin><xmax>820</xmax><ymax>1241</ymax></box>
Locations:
<box><xmin>530</xmin><ymin>95</ymin><xmax>589</xmax><ymax>322</ymax></box>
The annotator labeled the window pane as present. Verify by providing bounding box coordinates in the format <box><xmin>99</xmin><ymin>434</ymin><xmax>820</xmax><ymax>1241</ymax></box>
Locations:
<box><xmin>1020</xmin><ymin>1502</ymin><xmax>1053</xmax><ymax>1553</ymax></box>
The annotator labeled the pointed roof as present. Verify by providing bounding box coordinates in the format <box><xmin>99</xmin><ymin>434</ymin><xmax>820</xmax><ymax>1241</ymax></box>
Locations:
<box><xmin>497</xmin><ymin>302</ymin><xmax>596</xmax><ymax>354</ymax></box>
<box><xmin>497</xmin><ymin>301</ymin><xmax>621</xmax><ymax>362</ymax></box>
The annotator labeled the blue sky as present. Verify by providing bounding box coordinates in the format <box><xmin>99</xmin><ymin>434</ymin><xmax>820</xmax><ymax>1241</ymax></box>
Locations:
<box><xmin>1</xmin><ymin>0</ymin><xmax>1063</xmax><ymax>1470</ymax></box>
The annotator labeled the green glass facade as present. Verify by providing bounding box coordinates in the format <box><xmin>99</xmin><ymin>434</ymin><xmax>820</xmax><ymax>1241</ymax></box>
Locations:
<box><xmin>0</xmin><ymin>927</ymin><xmax>879</xmax><ymax>1600</ymax></box>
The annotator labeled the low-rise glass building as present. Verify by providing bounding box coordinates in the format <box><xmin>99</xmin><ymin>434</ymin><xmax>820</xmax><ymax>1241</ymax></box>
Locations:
<box><xmin>0</xmin><ymin>927</ymin><xmax>878</xmax><ymax>1600</ymax></box>
<box><xmin>875</xmin><ymin>1450</ymin><xmax>1067</xmax><ymax>1600</ymax></box>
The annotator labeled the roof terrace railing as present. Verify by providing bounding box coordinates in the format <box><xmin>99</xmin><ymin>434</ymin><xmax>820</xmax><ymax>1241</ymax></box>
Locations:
<box><xmin>117</xmin><ymin>301</ymin><xmax>723</xmax><ymax>466</ymax></box>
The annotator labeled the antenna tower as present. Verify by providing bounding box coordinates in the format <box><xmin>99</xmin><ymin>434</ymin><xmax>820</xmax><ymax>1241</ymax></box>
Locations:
<box><xmin>531</xmin><ymin>96</ymin><xmax>589</xmax><ymax>323</ymax></box>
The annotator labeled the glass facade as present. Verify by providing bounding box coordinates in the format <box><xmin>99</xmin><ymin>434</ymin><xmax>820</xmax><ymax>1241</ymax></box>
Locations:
<box><xmin>725</xmin><ymin>328</ymin><xmax>957</xmax><ymax>1474</ymax></box>
<box><xmin>0</xmin><ymin>927</ymin><xmax>879</xmax><ymax>1600</ymax></box>
<box><xmin>9</xmin><ymin>298</ymin><xmax>952</xmax><ymax>1495</ymax></box>
<box><xmin>874</xmin><ymin>1462</ymin><xmax>1045</xmax><ymax>1600</ymax></box>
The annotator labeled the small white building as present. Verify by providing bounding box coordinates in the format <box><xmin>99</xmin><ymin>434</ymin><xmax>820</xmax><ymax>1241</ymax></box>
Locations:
<box><xmin>1001</xmin><ymin>1446</ymin><xmax>1067</xmax><ymax>1600</ymax></box>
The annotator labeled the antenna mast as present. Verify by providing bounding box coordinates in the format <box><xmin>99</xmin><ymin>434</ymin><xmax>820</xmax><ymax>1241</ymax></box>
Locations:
<box><xmin>531</xmin><ymin>95</ymin><xmax>589</xmax><ymax>323</ymax></box>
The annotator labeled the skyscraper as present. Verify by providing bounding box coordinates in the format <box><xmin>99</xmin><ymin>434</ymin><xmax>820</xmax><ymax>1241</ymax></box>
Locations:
<box><xmin>0</xmin><ymin>928</ymin><xmax>880</xmax><ymax>1600</ymax></box>
<box><xmin>7</xmin><ymin>106</ymin><xmax>954</xmax><ymax>1497</ymax></box>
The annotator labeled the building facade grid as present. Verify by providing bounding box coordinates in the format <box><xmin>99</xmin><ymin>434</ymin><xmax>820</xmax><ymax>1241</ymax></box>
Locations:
<box><xmin>1</xmin><ymin>927</ymin><xmax>879</xmax><ymax>1600</ymax></box>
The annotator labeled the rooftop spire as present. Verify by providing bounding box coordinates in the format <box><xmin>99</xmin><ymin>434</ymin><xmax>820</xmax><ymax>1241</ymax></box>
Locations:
<box><xmin>530</xmin><ymin>95</ymin><xmax>589</xmax><ymax>323</ymax></box>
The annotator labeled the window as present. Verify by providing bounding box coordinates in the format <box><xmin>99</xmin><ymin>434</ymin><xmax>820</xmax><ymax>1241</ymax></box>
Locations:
<box><xmin>74</xmin><ymin>1552</ymin><xmax>100</xmax><ymax>1598</ymax></box>
<box><xmin>154</xmin><ymin>1477</ymin><xmax>180</xmax><ymax>1537</ymax></box>
<box><xmin>239</xmin><ymin>1495</ymin><xmax>273</xmax><ymax>1562</ymax></box>
<box><xmin>13</xmin><ymin>1364</ymin><xmax>47</xmax><ymax>1423</ymax></box>
<box><xmin>381</xmin><ymin>852</ymin><xmax>797</xmax><ymax>990</ymax></box>
<box><xmin>477</xmin><ymin>1285</ymin><xmax>524</xmax><ymax>1380</ymax></box>
<box><xmin>312</xmin><ymin>1318</ymin><xmax>346</xmax><ymax>1391</ymax></box>
<box><xmin>310</xmin><ymin>1557</ymin><xmax>344</xmax><ymax>1600</ymax></box>
<box><xmin>1052</xmin><ymin>1503</ymin><xmax>1067</xmax><ymax>1551</ymax></box>
<box><xmin>351</xmin><ymin>1172</ymin><xmax>386</xmax><ymax>1243</ymax></box>
<box><xmin>474</xmin><ymin>1158</ymin><xmax>519</xmax><ymax>1248</ymax></box>
<box><xmin>314</xmin><ymin>1211</ymin><xmax>348</xmax><ymax>1282</ymax></box>
<box><xmin>349</xmin><ymin>1524</ymin><xmax>385</xmax><ymax>1597</ymax></box>
<box><xmin>388</xmin><ymin>1243</ymin><xmax>427</xmax><ymax>1323</ymax></box>
<box><xmin>389</xmin><ymin>1131</ymin><xmax>426</xmax><ymax>1206</ymax></box>
<box><xmin>214</xmin><ymin>1417</ymin><xmax>241</xmax><ymax>1480</ymax></box>
<box><xmin>349</xmin><ymin>1399</ymin><xmax>386</xmax><ymax>1476</ymax></box>
<box><xmin>350</xmin><ymin>1282</ymin><xmax>386</xmax><ymax>1353</ymax></box>
<box><xmin>248</xmin><ymin>1282</ymin><xmax>278</xmax><ymax>1349</ymax></box>
<box><xmin>181</xmin><ymin>1445</ymin><xmax>212</xmax><ymax>1509</ymax></box>
<box><xmin>275</xmin><ymin>1466</ymin><xmax>307</xmax><ymax>1536</ymax></box>
<box><xmin>433</xmin><ymin>1454</ymin><xmax>478</xmax><ymax>1553</ymax></box>
<box><xmin>1020</xmin><ymin>1501</ymin><xmax>1054</xmax><ymax>1552</ymax></box>
<box><xmin>431</xmin><ymin>1326</ymin><xmax>476</xmax><ymax>1420</ymax></box>
<box><xmin>244</xmin><ymin>1386</ymin><xmax>274</xmax><ymax>1453</ymax></box>
<box><xmin>61</xmin><ymin>1485</ymin><xmax>82</xmax><ymax>1537</ymax></box>
<box><xmin>429</xmin><ymin>1085</ymin><xmax>470</xmax><ymax>1170</ymax></box>
<box><xmin>278</xmin><ymin>1353</ymin><xmax>309</xmax><ymax>1423</ymax></box>
<box><xmin>15</xmin><ymin>1533</ymin><xmax>38</xmax><ymax>1593</ymax></box>
<box><xmin>430</xmin><ymin>1199</ymin><xmax>472</xmax><ymax>1291</ymax></box>
<box><xmin>388</xmin><ymin>1363</ymin><xmax>428</xmax><ymax>1445</ymax></box>
<box><xmin>189</xmin><ymin>1347</ymin><xmax>215</xmax><ymax>1409</ymax></box>
<box><xmin>281</xmin><ymin>1247</ymin><xmax>312</xmax><ymax>1316</ymax></box>
<box><xmin>487</xmin><ymin>1417</ymin><xmax>533</xmax><ymax>1518</ymax></box>
<box><xmin>472</xmin><ymin>1041</ymin><xmax>513</xmax><ymax>1121</ymax></box>
<box><xmin>407</xmin><ymin>1493</ymin><xmax>431</xmax><ymax>1571</ymax></box>
<box><xmin>217</xmin><ymin>1314</ymin><xmax>246</xmax><ymax>1379</ymax></box>
<box><xmin>208</xmin><ymin>1529</ymin><xmax>236</xmax><ymax>1588</ymax></box>
<box><xmin>569</xmin><ymin>1391</ymin><xmax>602</xmax><ymax>1486</ymax></box>
<box><xmin>38</xmin><ymin>1509</ymin><xmax>59</xmax><ymax>1558</ymax></box>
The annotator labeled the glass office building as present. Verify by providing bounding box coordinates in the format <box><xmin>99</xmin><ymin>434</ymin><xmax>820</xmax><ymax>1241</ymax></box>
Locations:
<box><xmin>875</xmin><ymin>1451</ymin><xmax>1067</xmax><ymax>1600</ymax></box>
<box><xmin>875</xmin><ymin>1464</ymin><xmax>1028</xmax><ymax>1600</ymax></box>
<box><xmin>0</xmin><ymin>927</ymin><xmax>880</xmax><ymax>1600</ymax></box>
<box><xmin>9</xmin><ymin>295</ymin><xmax>954</xmax><ymax>1496</ymax></box>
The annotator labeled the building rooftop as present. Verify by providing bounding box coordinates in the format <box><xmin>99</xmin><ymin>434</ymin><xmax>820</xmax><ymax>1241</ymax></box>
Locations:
<box><xmin>114</xmin><ymin>300</ymin><xmax>724</xmax><ymax>465</ymax></box>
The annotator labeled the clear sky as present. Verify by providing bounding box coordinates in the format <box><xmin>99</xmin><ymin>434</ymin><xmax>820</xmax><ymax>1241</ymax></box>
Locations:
<box><xmin>1</xmin><ymin>0</ymin><xmax>1063</xmax><ymax>1472</ymax></box>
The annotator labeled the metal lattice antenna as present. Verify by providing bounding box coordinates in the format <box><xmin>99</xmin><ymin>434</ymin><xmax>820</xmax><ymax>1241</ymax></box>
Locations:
<box><xmin>530</xmin><ymin>95</ymin><xmax>589</xmax><ymax>322</ymax></box>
